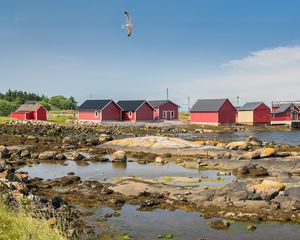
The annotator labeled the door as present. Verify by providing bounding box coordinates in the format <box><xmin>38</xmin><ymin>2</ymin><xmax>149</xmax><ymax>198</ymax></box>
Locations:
<box><xmin>166</xmin><ymin>111</ymin><xmax>171</xmax><ymax>120</ymax></box>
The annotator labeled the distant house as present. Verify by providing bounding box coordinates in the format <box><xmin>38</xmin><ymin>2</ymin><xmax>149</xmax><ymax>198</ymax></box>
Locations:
<box><xmin>148</xmin><ymin>100</ymin><xmax>179</xmax><ymax>120</ymax></box>
<box><xmin>271</xmin><ymin>103</ymin><xmax>300</xmax><ymax>125</ymax></box>
<box><xmin>190</xmin><ymin>99</ymin><xmax>236</xmax><ymax>125</ymax></box>
<box><xmin>237</xmin><ymin>102</ymin><xmax>271</xmax><ymax>125</ymax></box>
<box><xmin>11</xmin><ymin>103</ymin><xmax>47</xmax><ymax>121</ymax></box>
<box><xmin>117</xmin><ymin>100</ymin><xmax>155</xmax><ymax>122</ymax></box>
<box><xmin>77</xmin><ymin>100</ymin><xmax>122</xmax><ymax>121</ymax></box>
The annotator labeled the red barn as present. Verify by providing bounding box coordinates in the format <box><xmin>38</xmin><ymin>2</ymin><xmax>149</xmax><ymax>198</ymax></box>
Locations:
<box><xmin>11</xmin><ymin>104</ymin><xmax>47</xmax><ymax>121</ymax></box>
<box><xmin>148</xmin><ymin>100</ymin><xmax>179</xmax><ymax>120</ymax></box>
<box><xmin>237</xmin><ymin>102</ymin><xmax>271</xmax><ymax>125</ymax></box>
<box><xmin>271</xmin><ymin>103</ymin><xmax>300</xmax><ymax>125</ymax></box>
<box><xmin>117</xmin><ymin>100</ymin><xmax>155</xmax><ymax>122</ymax></box>
<box><xmin>78</xmin><ymin>100</ymin><xmax>122</xmax><ymax>121</ymax></box>
<box><xmin>190</xmin><ymin>99</ymin><xmax>236</xmax><ymax>125</ymax></box>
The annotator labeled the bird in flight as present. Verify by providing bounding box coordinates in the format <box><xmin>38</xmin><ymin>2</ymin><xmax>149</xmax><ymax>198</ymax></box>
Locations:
<box><xmin>122</xmin><ymin>11</ymin><xmax>133</xmax><ymax>37</ymax></box>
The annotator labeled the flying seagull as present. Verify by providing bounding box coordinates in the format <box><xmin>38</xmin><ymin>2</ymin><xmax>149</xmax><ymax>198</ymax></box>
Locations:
<box><xmin>122</xmin><ymin>11</ymin><xmax>133</xmax><ymax>37</ymax></box>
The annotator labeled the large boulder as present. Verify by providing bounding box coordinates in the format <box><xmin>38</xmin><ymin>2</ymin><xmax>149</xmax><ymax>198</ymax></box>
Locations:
<box><xmin>38</xmin><ymin>151</ymin><xmax>57</xmax><ymax>160</ymax></box>
<box><xmin>247</xmin><ymin>180</ymin><xmax>285</xmax><ymax>200</ymax></box>
<box><xmin>112</xmin><ymin>150</ymin><xmax>127</xmax><ymax>162</ymax></box>
<box><xmin>240</xmin><ymin>150</ymin><xmax>261</xmax><ymax>160</ymax></box>
<box><xmin>237</xmin><ymin>164</ymin><xmax>269</xmax><ymax>177</ymax></box>
<box><xmin>245</xmin><ymin>136</ymin><xmax>262</xmax><ymax>147</ymax></box>
<box><xmin>72</xmin><ymin>151</ymin><xmax>86</xmax><ymax>161</ymax></box>
<box><xmin>226</xmin><ymin>141</ymin><xmax>249</xmax><ymax>150</ymax></box>
<box><xmin>260</xmin><ymin>147</ymin><xmax>277</xmax><ymax>158</ymax></box>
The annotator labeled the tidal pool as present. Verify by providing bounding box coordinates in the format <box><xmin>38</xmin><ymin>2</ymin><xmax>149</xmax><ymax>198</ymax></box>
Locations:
<box><xmin>19</xmin><ymin>160</ymin><xmax>235</xmax><ymax>186</ymax></box>
<box><xmin>82</xmin><ymin>204</ymin><xmax>300</xmax><ymax>240</ymax></box>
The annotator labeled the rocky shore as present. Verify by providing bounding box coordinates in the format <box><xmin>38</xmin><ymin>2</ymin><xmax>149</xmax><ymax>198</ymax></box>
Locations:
<box><xmin>0</xmin><ymin>120</ymin><xmax>300</xmax><ymax>238</ymax></box>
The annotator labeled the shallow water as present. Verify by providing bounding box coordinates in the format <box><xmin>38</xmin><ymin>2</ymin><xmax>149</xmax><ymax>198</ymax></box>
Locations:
<box><xmin>20</xmin><ymin>160</ymin><xmax>234</xmax><ymax>186</ymax></box>
<box><xmin>83</xmin><ymin>204</ymin><xmax>300</xmax><ymax>240</ymax></box>
<box><xmin>179</xmin><ymin>130</ymin><xmax>300</xmax><ymax>145</ymax></box>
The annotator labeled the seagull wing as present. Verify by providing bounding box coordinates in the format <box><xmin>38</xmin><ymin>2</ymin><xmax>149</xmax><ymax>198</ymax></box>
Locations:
<box><xmin>127</xmin><ymin>26</ymin><xmax>133</xmax><ymax>37</ymax></box>
<box><xmin>124</xmin><ymin>11</ymin><xmax>132</xmax><ymax>24</ymax></box>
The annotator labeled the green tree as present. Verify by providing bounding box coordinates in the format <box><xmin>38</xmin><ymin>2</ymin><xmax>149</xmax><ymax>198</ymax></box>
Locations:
<box><xmin>0</xmin><ymin>100</ymin><xmax>17</xmax><ymax>116</ymax></box>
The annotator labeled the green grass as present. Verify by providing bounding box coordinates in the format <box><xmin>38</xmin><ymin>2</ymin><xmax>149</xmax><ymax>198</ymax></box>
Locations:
<box><xmin>0</xmin><ymin>203</ymin><xmax>65</xmax><ymax>240</ymax></box>
<box><xmin>49</xmin><ymin>110</ymin><xmax>76</xmax><ymax>115</ymax></box>
<box><xmin>0</xmin><ymin>116</ymin><xmax>11</xmax><ymax>124</ymax></box>
<box><xmin>47</xmin><ymin>115</ymin><xmax>75</xmax><ymax>124</ymax></box>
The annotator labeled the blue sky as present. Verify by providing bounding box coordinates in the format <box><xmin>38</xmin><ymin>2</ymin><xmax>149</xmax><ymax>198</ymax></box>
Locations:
<box><xmin>0</xmin><ymin>0</ymin><xmax>300</xmax><ymax>108</ymax></box>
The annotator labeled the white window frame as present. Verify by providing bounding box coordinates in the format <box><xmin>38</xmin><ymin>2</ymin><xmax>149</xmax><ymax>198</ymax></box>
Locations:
<box><xmin>170</xmin><ymin>111</ymin><xmax>175</xmax><ymax>119</ymax></box>
<box><xmin>95</xmin><ymin>111</ymin><xmax>99</xmax><ymax>117</ymax></box>
<box><xmin>129</xmin><ymin>111</ymin><xmax>132</xmax><ymax>118</ymax></box>
<box><xmin>163</xmin><ymin>111</ymin><xmax>167</xmax><ymax>119</ymax></box>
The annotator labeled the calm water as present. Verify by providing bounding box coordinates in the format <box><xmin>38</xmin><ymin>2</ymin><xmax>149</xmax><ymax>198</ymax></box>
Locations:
<box><xmin>82</xmin><ymin>204</ymin><xmax>300</xmax><ymax>240</ymax></box>
<box><xmin>179</xmin><ymin>130</ymin><xmax>300</xmax><ymax>145</ymax></box>
<box><xmin>20</xmin><ymin>161</ymin><xmax>234</xmax><ymax>186</ymax></box>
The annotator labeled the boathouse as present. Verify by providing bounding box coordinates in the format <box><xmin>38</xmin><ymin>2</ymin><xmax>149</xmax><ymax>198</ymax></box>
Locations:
<box><xmin>271</xmin><ymin>103</ymin><xmax>300</xmax><ymax>126</ymax></box>
<box><xmin>117</xmin><ymin>100</ymin><xmax>155</xmax><ymax>122</ymax></box>
<box><xmin>11</xmin><ymin>103</ymin><xmax>47</xmax><ymax>121</ymax></box>
<box><xmin>237</xmin><ymin>102</ymin><xmax>271</xmax><ymax>125</ymax></box>
<box><xmin>190</xmin><ymin>98</ymin><xmax>236</xmax><ymax>125</ymax></box>
<box><xmin>148</xmin><ymin>100</ymin><xmax>179</xmax><ymax>121</ymax></box>
<box><xmin>77</xmin><ymin>100</ymin><xmax>122</xmax><ymax>121</ymax></box>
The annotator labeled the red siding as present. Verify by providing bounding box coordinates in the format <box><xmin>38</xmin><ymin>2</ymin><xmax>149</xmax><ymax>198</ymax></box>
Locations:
<box><xmin>156</xmin><ymin>102</ymin><xmax>179</xmax><ymax>120</ymax></box>
<box><xmin>136</xmin><ymin>103</ymin><xmax>154</xmax><ymax>121</ymax></box>
<box><xmin>253</xmin><ymin>103</ymin><xmax>271</xmax><ymax>124</ymax></box>
<box><xmin>34</xmin><ymin>106</ymin><xmax>47</xmax><ymax>120</ymax></box>
<box><xmin>218</xmin><ymin>100</ymin><xmax>237</xmax><ymax>124</ymax></box>
<box><xmin>190</xmin><ymin>99</ymin><xmax>236</xmax><ymax>125</ymax></box>
<box><xmin>102</xmin><ymin>102</ymin><xmax>122</xmax><ymax>121</ymax></box>
<box><xmin>122</xmin><ymin>111</ymin><xmax>135</xmax><ymax>121</ymax></box>
<box><xmin>78</xmin><ymin>111</ymin><xmax>101</xmax><ymax>121</ymax></box>
<box><xmin>11</xmin><ymin>112</ymin><xmax>27</xmax><ymax>120</ymax></box>
<box><xmin>153</xmin><ymin>108</ymin><xmax>159</xmax><ymax>120</ymax></box>
<box><xmin>190</xmin><ymin>112</ymin><xmax>218</xmax><ymax>123</ymax></box>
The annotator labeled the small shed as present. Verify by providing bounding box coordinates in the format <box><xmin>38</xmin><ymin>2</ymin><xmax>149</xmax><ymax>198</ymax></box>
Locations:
<box><xmin>237</xmin><ymin>102</ymin><xmax>271</xmax><ymax>125</ymax></box>
<box><xmin>148</xmin><ymin>100</ymin><xmax>179</xmax><ymax>120</ymax></box>
<box><xmin>77</xmin><ymin>100</ymin><xmax>122</xmax><ymax>121</ymax></box>
<box><xmin>190</xmin><ymin>98</ymin><xmax>236</xmax><ymax>125</ymax></box>
<box><xmin>117</xmin><ymin>100</ymin><xmax>155</xmax><ymax>122</ymax></box>
<box><xmin>271</xmin><ymin>103</ymin><xmax>300</xmax><ymax>125</ymax></box>
<box><xmin>11</xmin><ymin>103</ymin><xmax>47</xmax><ymax>121</ymax></box>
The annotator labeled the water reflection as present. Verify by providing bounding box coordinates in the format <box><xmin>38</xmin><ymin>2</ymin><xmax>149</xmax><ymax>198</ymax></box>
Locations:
<box><xmin>112</xmin><ymin>161</ymin><xmax>127</xmax><ymax>170</ymax></box>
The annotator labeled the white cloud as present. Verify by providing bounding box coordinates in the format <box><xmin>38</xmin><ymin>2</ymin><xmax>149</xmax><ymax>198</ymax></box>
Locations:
<box><xmin>185</xmin><ymin>45</ymin><xmax>300</xmax><ymax>105</ymax></box>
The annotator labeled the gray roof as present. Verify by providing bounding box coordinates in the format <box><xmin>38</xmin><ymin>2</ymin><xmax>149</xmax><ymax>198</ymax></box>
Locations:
<box><xmin>190</xmin><ymin>99</ymin><xmax>232</xmax><ymax>112</ymax></box>
<box><xmin>117</xmin><ymin>100</ymin><xmax>152</xmax><ymax>112</ymax></box>
<box><xmin>148</xmin><ymin>100</ymin><xmax>179</xmax><ymax>108</ymax></box>
<box><xmin>16</xmin><ymin>104</ymin><xmax>44</xmax><ymax>113</ymax></box>
<box><xmin>78</xmin><ymin>100</ymin><xmax>115</xmax><ymax>111</ymax></box>
<box><xmin>273</xmin><ymin>103</ymin><xmax>294</xmax><ymax>114</ymax></box>
<box><xmin>238</xmin><ymin>102</ymin><xmax>265</xmax><ymax>111</ymax></box>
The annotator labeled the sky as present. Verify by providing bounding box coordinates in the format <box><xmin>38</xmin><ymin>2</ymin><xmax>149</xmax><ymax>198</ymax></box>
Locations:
<box><xmin>0</xmin><ymin>0</ymin><xmax>300</xmax><ymax>108</ymax></box>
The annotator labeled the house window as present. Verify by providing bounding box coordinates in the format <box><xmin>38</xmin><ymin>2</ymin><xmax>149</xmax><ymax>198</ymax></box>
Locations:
<box><xmin>163</xmin><ymin>111</ymin><xmax>167</xmax><ymax>119</ymax></box>
<box><xmin>170</xmin><ymin>111</ymin><xmax>175</xmax><ymax>119</ymax></box>
<box><xmin>129</xmin><ymin>111</ymin><xmax>132</xmax><ymax>118</ymax></box>
<box><xmin>95</xmin><ymin>111</ymin><xmax>99</xmax><ymax>117</ymax></box>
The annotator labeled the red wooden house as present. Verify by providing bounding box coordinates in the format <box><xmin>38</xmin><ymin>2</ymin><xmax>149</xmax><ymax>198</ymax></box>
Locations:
<box><xmin>117</xmin><ymin>100</ymin><xmax>155</xmax><ymax>122</ymax></box>
<box><xmin>148</xmin><ymin>100</ymin><xmax>179</xmax><ymax>120</ymax></box>
<box><xmin>237</xmin><ymin>102</ymin><xmax>271</xmax><ymax>125</ymax></box>
<box><xmin>271</xmin><ymin>103</ymin><xmax>300</xmax><ymax>125</ymax></box>
<box><xmin>78</xmin><ymin>100</ymin><xmax>122</xmax><ymax>121</ymax></box>
<box><xmin>11</xmin><ymin>103</ymin><xmax>47</xmax><ymax>121</ymax></box>
<box><xmin>190</xmin><ymin>99</ymin><xmax>236</xmax><ymax>125</ymax></box>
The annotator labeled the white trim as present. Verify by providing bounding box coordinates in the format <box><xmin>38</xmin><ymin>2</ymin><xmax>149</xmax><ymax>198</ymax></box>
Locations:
<box><xmin>128</xmin><ymin>111</ymin><xmax>132</xmax><ymax>118</ymax></box>
<box><xmin>101</xmin><ymin>100</ymin><xmax>113</xmax><ymax>111</ymax></box>
<box><xmin>157</xmin><ymin>108</ymin><xmax>160</xmax><ymax>120</ymax></box>
<box><xmin>170</xmin><ymin>111</ymin><xmax>175</xmax><ymax>119</ymax></box>
<box><xmin>100</xmin><ymin>110</ymin><xmax>103</xmax><ymax>122</ymax></box>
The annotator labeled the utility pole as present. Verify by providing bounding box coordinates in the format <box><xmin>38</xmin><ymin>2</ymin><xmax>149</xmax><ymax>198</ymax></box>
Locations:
<box><xmin>166</xmin><ymin>88</ymin><xmax>169</xmax><ymax>100</ymax></box>
<box><xmin>237</xmin><ymin>96</ymin><xmax>240</xmax><ymax>107</ymax></box>
<box><xmin>89</xmin><ymin>94</ymin><xmax>92</xmax><ymax>99</ymax></box>
<box><xmin>188</xmin><ymin>96</ymin><xmax>190</xmax><ymax>111</ymax></box>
